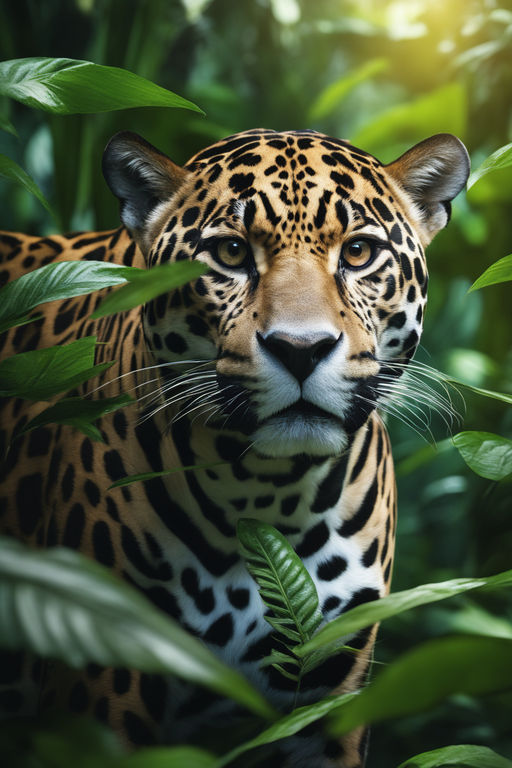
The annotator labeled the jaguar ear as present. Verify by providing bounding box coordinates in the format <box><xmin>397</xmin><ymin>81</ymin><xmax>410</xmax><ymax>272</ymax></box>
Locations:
<box><xmin>385</xmin><ymin>134</ymin><xmax>470</xmax><ymax>244</ymax></box>
<box><xmin>102</xmin><ymin>131</ymin><xmax>189</xmax><ymax>249</ymax></box>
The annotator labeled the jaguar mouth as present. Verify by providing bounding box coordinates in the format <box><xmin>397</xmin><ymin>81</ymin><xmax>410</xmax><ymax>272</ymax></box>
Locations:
<box><xmin>269</xmin><ymin>398</ymin><xmax>342</xmax><ymax>424</ymax></box>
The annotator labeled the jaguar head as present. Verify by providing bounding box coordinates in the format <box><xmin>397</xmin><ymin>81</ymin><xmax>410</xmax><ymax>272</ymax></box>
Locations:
<box><xmin>103</xmin><ymin>129</ymin><xmax>469</xmax><ymax>458</ymax></box>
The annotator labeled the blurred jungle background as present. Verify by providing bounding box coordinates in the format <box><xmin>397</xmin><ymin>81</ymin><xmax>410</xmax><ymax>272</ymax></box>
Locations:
<box><xmin>0</xmin><ymin>0</ymin><xmax>511</xmax><ymax>766</ymax></box>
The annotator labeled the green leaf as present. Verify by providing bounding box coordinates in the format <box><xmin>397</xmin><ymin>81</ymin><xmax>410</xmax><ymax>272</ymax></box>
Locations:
<box><xmin>0</xmin><ymin>152</ymin><xmax>54</xmax><ymax>216</ymax></box>
<box><xmin>469</xmin><ymin>254</ymin><xmax>512</xmax><ymax>291</ymax></box>
<box><xmin>216</xmin><ymin>692</ymin><xmax>357</xmax><ymax>767</ymax></box>
<box><xmin>397</xmin><ymin>744</ymin><xmax>512</xmax><ymax>768</ymax></box>
<box><xmin>444</xmin><ymin>379</ymin><xmax>512</xmax><ymax>406</ymax></box>
<box><xmin>0</xmin><ymin>336</ymin><xmax>112</xmax><ymax>400</ymax></box>
<box><xmin>467</xmin><ymin>142</ymin><xmax>512</xmax><ymax>190</ymax></box>
<box><xmin>298</xmin><ymin>569</ymin><xmax>512</xmax><ymax>655</ymax></box>
<box><xmin>350</xmin><ymin>83</ymin><xmax>467</xmax><ymax>160</ymax></box>
<box><xmin>0</xmin><ymin>536</ymin><xmax>275</xmax><ymax>720</ymax></box>
<box><xmin>13</xmin><ymin>394</ymin><xmax>134</xmax><ymax>443</ymax></box>
<box><xmin>0</xmin><ymin>259</ymin><xmax>135</xmax><ymax>334</ymax></box>
<box><xmin>422</xmin><ymin>366</ymin><xmax>512</xmax><ymax>406</ymax></box>
<box><xmin>309</xmin><ymin>58</ymin><xmax>388</xmax><ymax>121</ymax></box>
<box><xmin>328</xmin><ymin>636</ymin><xmax>512</xmax><ymax>735</ymax></box>
<box><xmin>109</xmin><ymin>462</ymin><xmax>227</xmax><ymax>488</ymax></box>
<box><xmin>453</xmin><ymin>431</ymin><xmax>512</xmax><ymax>481</ymax></box>
<box><xmin>91</xmin><ymin>261</ymin><xmax>209</xmax><ymax>318</ymax></box>
<box><xmin>237</xmin><ymin>519</ymin><xmax>322</xmax><ymax>689</ymax></box>
<box><xmin>0</xmin><ymin>57</ymin><xmax>203</xmax><ymax>115</ymax></box>
<box><xmin>237</xmin><ymin>519</ymin><xmax>322</xmax><ymax>644</ymax></box>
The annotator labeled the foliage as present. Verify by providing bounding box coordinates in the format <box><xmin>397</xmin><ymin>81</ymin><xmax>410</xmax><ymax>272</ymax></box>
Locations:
<box><xmin>0</xmin><ymin>1</ymin><xmax>511</xmax><ymax>766</ymax></box>
<box><xmin>0</xmin><ymin>57</ymin><xmax>202</xmax><ymax>115</ymax></box>
<box><xmin>0</xmin><ymin>536</ymin><xmax>273</xmax><ymax>719</ymax></box>
<box><xmin>237</xmin><ymin>518</ymin><xmax>323</xmax><ymax>691</ymax></box>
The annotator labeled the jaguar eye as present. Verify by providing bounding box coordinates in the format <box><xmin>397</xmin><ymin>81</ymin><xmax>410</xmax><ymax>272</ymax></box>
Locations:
<box><xmin>216</xmin><ymin>238</ymin><xmax>248</xmax><ymax>268</ymax></box>
<box><xmin>341</xmin><ymin>239</ymin><xmax>376</xmax><ymax>269</ymax></box>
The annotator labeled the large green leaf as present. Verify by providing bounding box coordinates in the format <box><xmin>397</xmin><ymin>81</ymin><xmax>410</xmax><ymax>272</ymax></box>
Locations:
<box><xmin>397</xmin><ymin>744</ymin><xmax>512</xmax><ymax>768</ymax></box>
<box><xmin>350</xmin><ymin>83</ymin><xmax>467</xmax><ymax>160</ymax></box>
<box><xmin>0</xmin><ymin>259</ymin><xmax>136</xmax><ymax>334</ymax></box>
<box><xmin>237</xmin><ymin>519</ymin><xmax>322</xmax><ymax>683</ymax></box>
<box><xmin>309</xmin><ymin>58</ymin><xmax>388</xmax><ymax>121</ymax></box>
<box><xmin>453</xmin><ymin>431</ymin><xmax>512</xmax><ymax>481</ymax></box>
<box><xmin>216</xmin><ymin>692</ymin><xmax>356</xmax><ymax>767</ymax></box>
<box><xmin>0</xmin><ymin>336</ymin><xmax>112</xmax><ymax>400</ymax></box>
<box><xmin>467</xmin><ymin>142</ymin><xmax>512</xmax><ymax>190</ymax></box>
<box><xmin>0</xmin><ymin>152</ymin><xmax>54</xmax><ymax>217</ymax></box>
<box><xmin>0</xmin><ymin>536</ymin><xmax>274</xmax><ymax>720</ymax></box>
<box><xmin>0</xmin><ymin>57</ymin><xmax>203</xmax><ymax>115</ymax></box>
<box><xmin>328</xmin><ymin>636</ymin><xmax>512</xmax><ymax>735</ymax></box>
<box><xmin>13</xmin><ymin>394</ymin><xmax>133</xmax><ymax>443</ymax></box>
<box><xmin>469</xmin><ymin>254</ymin><xmax>512</xmax><ymax>291</ymax></box>
<box><xmin>298</xmin><ymin>569</ymin><xmax>512</xmax><ymax>655</ymax></box>
<box><xmin>91</xmin><ymin>261</ymin><xmax>209</xmax><ymax>318</ymax></box>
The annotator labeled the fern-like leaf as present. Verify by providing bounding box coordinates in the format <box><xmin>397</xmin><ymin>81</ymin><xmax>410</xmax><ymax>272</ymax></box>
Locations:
<box><xmin>237</xmin><ymin>518</ymin><xmax>322</xmax><ymax>694</ymax></box>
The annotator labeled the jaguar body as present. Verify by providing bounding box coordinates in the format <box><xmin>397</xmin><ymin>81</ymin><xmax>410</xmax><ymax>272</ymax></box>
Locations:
<box><xmin>0</xmin><ymin>128</ymin><xmax>469</xmax><ymax>766</ymax></box>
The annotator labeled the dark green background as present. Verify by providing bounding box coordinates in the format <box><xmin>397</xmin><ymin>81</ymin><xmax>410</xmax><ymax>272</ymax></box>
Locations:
<box><xmin>1</xmin><ymin>1</ymin><xmax>511</xmax><ymax>765</ymax></box>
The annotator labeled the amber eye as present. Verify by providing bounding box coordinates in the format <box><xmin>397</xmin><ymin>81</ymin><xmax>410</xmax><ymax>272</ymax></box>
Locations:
<box><xmin>216</xmin><ymin>238</ymin><xmax>248</xmax><ymax>268</ymax></box>
<box><xmin>342</xmin><ymin>239</ymin><xmax>376</xmax><ymax>269</ymax></box>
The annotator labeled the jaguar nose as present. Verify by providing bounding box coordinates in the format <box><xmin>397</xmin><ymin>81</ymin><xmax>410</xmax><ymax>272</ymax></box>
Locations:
<box><xmin>257</xmin><ymin>330</ymin><xmax>341</xmax><ymax>383</ymax></box>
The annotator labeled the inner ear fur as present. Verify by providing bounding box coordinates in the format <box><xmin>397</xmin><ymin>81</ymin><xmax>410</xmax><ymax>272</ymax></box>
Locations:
<box><xmin>102</xmin><ymin>131</ymin><xmax>189</xmax><ymax>253</ymax></box>
<box><xmin>385</xmin><ymin>133</ymin><xmax>470</xmax><ymax>244</ymax></box>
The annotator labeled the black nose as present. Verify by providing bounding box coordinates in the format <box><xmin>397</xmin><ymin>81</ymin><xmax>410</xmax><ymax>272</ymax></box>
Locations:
<box><xmin>257</xmin><ymin>330</ymin><xmax>340</xmax><ymax>383</ymax></box>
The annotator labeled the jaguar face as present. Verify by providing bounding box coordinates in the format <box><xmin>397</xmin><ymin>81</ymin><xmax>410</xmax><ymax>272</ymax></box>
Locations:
<box><xmin>103</xmin><ymin>129</ymin><xmax>469</xmax><ymax>458</ymax></box>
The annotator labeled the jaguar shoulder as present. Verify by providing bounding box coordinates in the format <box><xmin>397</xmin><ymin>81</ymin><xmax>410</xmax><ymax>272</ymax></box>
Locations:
<box><xmin>0</xmin><ymin>128</ymin><xmax>469</xmax><ymax>768</ymax></box>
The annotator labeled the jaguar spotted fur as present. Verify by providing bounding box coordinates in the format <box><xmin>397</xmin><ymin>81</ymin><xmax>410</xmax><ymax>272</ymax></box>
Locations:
<box><xmin>0</xmin><ymin>128</ymin><xmax>469</xmax><ymax>767</ymax></box>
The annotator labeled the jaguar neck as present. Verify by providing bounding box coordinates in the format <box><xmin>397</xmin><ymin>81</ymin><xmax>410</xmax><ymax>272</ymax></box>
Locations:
<box><xmin>152</xmin><ymin>413</ymin><xmax>354</xmax><ymax>551</ymax></box>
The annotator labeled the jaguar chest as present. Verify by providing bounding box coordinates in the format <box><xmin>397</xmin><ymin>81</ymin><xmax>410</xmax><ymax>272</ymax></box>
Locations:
<box><xmin>103</xmin><ymin>411</ymin><xmax>394</xmax><ymax>742</ymax></box>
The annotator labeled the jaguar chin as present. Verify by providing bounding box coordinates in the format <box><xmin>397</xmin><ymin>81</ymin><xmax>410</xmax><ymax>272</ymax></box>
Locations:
<box><xmin>252</xmin><ymin>402</ymin><xmax>350</xmax><ymax>458</ymax></box>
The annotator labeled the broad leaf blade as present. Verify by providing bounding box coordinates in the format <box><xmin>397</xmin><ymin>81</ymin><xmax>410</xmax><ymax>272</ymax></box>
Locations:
<box><xmin>217</xmin><ymin>692</ymin><xmax>356</xmax><ymax>767</ymax></box>
<box><xmin>328</xmin><ymin>636</ymin><xmax>512</xmax><ymax>735</ymax></box>
<box><xmin>453</xmin><ymin>431</ymin><xmax>512</xmax><ymax>480</ymax></box>
<box><xmin>0</xmin><ymin>152</ymin><xmax>54</xmax><ymax>216</ymax></box>
<box><xmin>0</xmin><ymin>336</ymin><xmax>111</xmax><ymax>400</ymax></box>
<box><xmin>0</xmin><ymin>259</ymin><xmax>135</xmax><ymax>333</ymax></box>
<box><xmin>469</xmin><ymin>253</ymin><xmax>512</xmax><ymax>291</ymax></box>
<box><xmin>0</xmin><ymin>536</ymin><xmax>274</xmax><ymax>720</ymax></box>
<box><xmin>0</xmin><ymin>57</ymin><xmax>203</xmax><ymax>114</ymax></box>
<box><xmin>91</xmin><ymin>261</ymin><xmax>209</xmax><ymax>318</ymax></box>
<box><xmin>397</xmin><ymin>744</ymin><xmax>512</xmax><ymax>768</ymax></box>
<box><xmin>299</xmin><ymin>569</ymin><xmax>512</xmax><ymax>655</ymax></box>
<box><xmin>467</xmin><ymin>142</ymin><xmax>512</xmax><ymax>190</ymax></box>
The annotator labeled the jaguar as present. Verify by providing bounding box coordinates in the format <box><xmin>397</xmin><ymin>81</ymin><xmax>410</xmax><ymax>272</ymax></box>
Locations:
<box><xmin>0</xmin><ymin>127</ymin><xmax>469</xmax><ymax>767</ymax></box>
